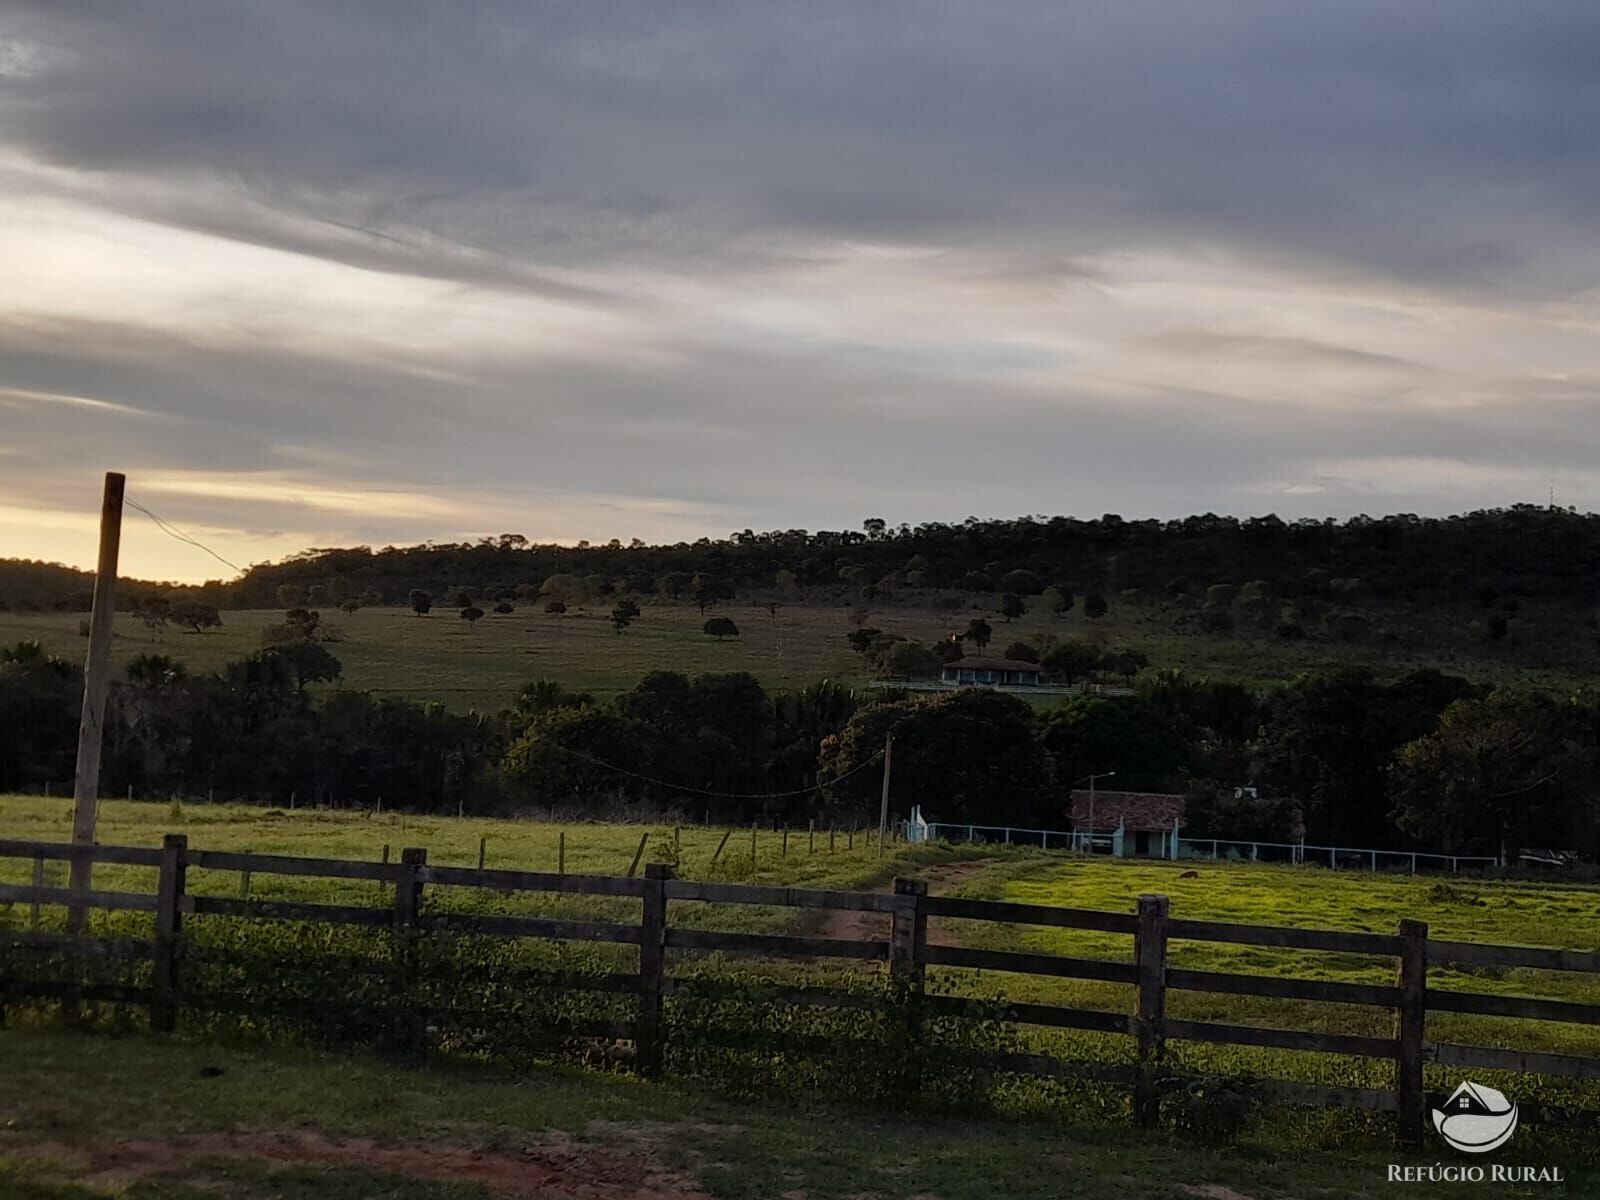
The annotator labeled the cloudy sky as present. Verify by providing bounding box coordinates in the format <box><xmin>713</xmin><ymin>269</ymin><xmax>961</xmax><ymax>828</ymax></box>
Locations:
<box><xmin>4</xmin><ymin>3</ymin><xmax>1600</xmax><ymax>582</ymax></box>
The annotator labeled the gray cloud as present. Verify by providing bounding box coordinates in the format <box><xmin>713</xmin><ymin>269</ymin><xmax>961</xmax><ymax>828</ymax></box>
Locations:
<box><xmin>8</xmin><ymin>2</ymin><xmax>1600</xmax><ymax>290</ymax></box>
<box><xmin>5</xmin><ymin>2</ymin><xmax>1600</xmax><ymax>577</ymax></box>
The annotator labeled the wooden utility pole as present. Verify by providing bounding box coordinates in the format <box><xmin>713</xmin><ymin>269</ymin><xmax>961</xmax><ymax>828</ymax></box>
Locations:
<box><xmin>68</xmin><ymin>471</ymin><xmax>124</xmax><ymax>931</ymax></box>
<box><xmin>877</xmin><ymin>733</ymin><xmax>894</xmax><ymax>855</ymax></box>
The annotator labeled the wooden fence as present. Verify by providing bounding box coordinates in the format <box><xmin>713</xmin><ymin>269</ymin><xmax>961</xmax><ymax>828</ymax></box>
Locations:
<box><xmin>3</xmin><ymin>835</ymin><xmax>1600</xmax><ymax>1144</ymax></box>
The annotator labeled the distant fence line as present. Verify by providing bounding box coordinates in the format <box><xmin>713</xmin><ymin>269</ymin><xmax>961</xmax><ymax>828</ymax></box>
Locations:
<box><xmin>4</xmin><ymin>834</ymin><xmax>1600</xmax><ymax>1145</ymax></box>
<box><xmin>920</xmin><ymin>822</ymin><xmax>1501</xmax><ymax>873</ymax></box>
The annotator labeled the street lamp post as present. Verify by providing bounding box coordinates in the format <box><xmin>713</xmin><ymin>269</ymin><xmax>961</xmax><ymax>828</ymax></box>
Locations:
<box><xmin>1076</xmin><ymin>771</ymin><xmax>1116</xmax><ymax>853</ymax></box>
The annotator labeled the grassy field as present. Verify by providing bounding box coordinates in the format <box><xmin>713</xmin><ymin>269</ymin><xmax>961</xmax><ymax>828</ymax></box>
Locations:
<box><xmin>10</xmin><ymin>1026</ymin><xmax>1575</xmax><ymax>1200</ymax></box>
<box><xmin>1</xmin><ymin>598</ymin><xmax>1586</xmax><ymax>713</ymax></box>
<box><xmin>5</xmin><ymin>796</ymin><xmax>1600</xmax><ymax>1122</ymax></box>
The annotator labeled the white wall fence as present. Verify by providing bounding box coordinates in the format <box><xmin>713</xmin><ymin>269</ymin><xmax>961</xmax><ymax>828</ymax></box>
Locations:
<box><xmin>919</xmin><ymin>821</ymin><xmax>1501</xmax><ymax>873</ymax></box>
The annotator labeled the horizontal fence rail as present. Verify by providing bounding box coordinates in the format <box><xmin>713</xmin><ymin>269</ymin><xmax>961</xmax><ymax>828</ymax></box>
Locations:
<box><xmin>2</xmin><ymin>835</ymin><xmax>1599</xmax><ymax>1145</ymax></box>
<box><xmin>920</xmin><ymin>824</ymin><xmax>1501</xmax><ymax>872</ymax></box>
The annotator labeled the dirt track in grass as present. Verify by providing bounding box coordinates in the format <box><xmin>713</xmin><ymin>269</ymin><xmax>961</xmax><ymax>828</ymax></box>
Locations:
<box><xmin>13</xmin><ymin>1125</ymin><xmax>716</xmax><ymax>1199</ymax></box>
<box><xmin>817</xmin><ymin>858</ymin><xmax>989</xmax><ymax>944</ymax></box>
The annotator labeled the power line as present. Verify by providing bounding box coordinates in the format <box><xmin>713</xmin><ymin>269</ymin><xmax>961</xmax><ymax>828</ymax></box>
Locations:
<box><xmin>124</xmin><ymin>497</ymin><xmax>245</xmax><ymax>575</ymax></box>
<box><xmin>544</xmin><ymin>741</ymin><xmax>886</xmax><ymax>801</ymax></box>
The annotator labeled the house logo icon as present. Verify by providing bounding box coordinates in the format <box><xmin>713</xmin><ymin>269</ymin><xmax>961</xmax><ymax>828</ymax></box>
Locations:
<box><xmin>1432</xmin><ymin>1081</ymin><xmax>1518</xmax><ymax>1153</ymax></box>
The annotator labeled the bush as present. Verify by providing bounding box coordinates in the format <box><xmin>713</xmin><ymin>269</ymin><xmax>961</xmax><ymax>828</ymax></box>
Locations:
<box><xmin>1161</xmin><ymin>1073</ymin><xmax>1264</xmax><ymax>1144</ymax></box>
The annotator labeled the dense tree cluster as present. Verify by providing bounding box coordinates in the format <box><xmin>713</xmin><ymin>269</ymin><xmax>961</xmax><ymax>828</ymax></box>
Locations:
<box><xmin>4</xmin><ymin>636</ymin><xmax>1594</xmax><ymax>858</ymax></box>
<box><xmin>8</xmin><ymin>507</ymin><xmax>1600</xmax><ymax>614</ymax></box>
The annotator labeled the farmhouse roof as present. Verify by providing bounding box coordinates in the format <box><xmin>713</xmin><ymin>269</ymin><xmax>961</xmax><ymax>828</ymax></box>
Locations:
<box><xmin>1069</xmin><ymin>789</ymin><xmax>1186</xmax><ymax>832</ymax></box>
<box><xmin>944</xmin><ymin>657</ymin><xmax>1043</xmax><ymax>672</ymax></box>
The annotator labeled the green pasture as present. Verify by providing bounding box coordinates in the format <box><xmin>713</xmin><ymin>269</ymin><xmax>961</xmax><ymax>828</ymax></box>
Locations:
<box><xmin>0</xmin><ymin>596</ymin><xmax>1583</xmax><ymax>715</ymax></box>
<box><xmin>9</xmin><ymin>1026</ymin><xmax>1570</xmax><ymax>1200</ymax></box>
<box><xmin>5</xmin><ymin>797</ymin><xmax>1600</xmax><ymax>1130</ymax></box>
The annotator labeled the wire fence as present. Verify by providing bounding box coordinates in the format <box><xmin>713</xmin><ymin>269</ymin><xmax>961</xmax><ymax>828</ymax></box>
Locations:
<box><xmin>920</xmin><ymin>822</ymin><xmax>1501</xmax><ymax>873</ymax></box>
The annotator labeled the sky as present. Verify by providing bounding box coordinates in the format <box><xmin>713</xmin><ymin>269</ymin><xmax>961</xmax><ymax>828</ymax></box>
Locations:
<box><xmin>3</xmin><ymin>3</ymin><xmax>1600</xmax><ymax>583</ymax></box>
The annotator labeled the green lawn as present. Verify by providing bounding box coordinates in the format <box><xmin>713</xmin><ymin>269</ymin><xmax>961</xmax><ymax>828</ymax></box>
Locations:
<box><xmin>5</xmin><ymin>1026</ymin><xmax>1591</xmax><ymax>1199</ymax></box>
<box><xmin>6</xmin><ymin>798</ymin><xmax>1600</xmax><ymax>1142</ymax></box>
<box><xmin>1</xmin><ymin>597</ymin><xmax>1587</xmax><ymax>714</ymax></box>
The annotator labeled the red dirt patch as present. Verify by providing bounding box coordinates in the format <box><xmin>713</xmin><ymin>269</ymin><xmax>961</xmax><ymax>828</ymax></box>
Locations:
<box><xmin>818</xmin><ymin>860</ymin><xmax>991</xmax><ymax>946</ymax></box>
<box><xmin>14</xmin><ymin>1128</ymin><xmax>713</xmax><ymax>1198</ymax></box>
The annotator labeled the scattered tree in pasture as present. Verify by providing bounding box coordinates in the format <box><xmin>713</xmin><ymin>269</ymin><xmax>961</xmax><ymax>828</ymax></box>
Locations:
<box><xmin>454</xmin><ymin>590</ymin><xmax>475</xmax><ymax>608</ymax></box>
<box><xmin>962</xmin><ymin>617</ymin><xmax>993</xmax><ymax>650</ymax></box>
<box><xmin>704</xmin><ymin>616</ymin><xmax>739</xmax><ymax>640</ymax></box>
<box><xmin>494</xmin><ymin>601</ymin><xmax>515</xmax><ymax>614</ymax></box>
<box><xmin>611</xmin><ymin>598</ymin><xmax>641</xmax><ymax>632</ymax></box>
<box><xmin>460</xmin><ymin>606</ymin><xmax>485</xmax><ymax>626</ymax></box>
<box><xmin>999</xmin><ymin>592</ymin><xmax>1026</xmax><ymax>621</ymax></box>
<box><xmin>660</xmin><ymin>571</ymin><xmax>693</xmax><ymax>600</ymax></box>
<box><xmin>1043</xmin><ymin>640</ymin><xmax>1101</xmax><ymax>685</ymax></box>
<box><xmin>1003</xmin><ymin>641</ymin><xmax>1040</xmax><ymax>663</ymax></box>
<box><xmin>1101</xmin><ymin>646</ymin><xmax>1149</xmax><ymax>684</ymax></box>
<box><xmin>1041</xmin><ymin>586</ymin><xmax>1073</xmax><ymax>618</ymax></box>
<box><xmin>170</xmin><ymin>601</ymin><xmax>221</xmax><ymax>634</ymax></box>
<box><xmin>263</xmin><ymin>608</ymin><xmax>319</xmax><ymax>645</ymax></box>
<box><xmin>693</xmin><ymin>574</ymin><xmax>733</xmax><ymax>614</ymax></box>
<box><xmin>409</xmin><ymin>589</ymin><xmax>432</xmax><ymax>616</ymax></box>
<box><xmin>847</xmin><ymin>627</ymin><xmax>884</xmax><ymax>655</ymax></box>
<box><xmin>276</xmin><ymin>584</ymin><xmax>307</xmax><ymax>609</ymax></box>
<box><xmin>544</xmin><ymin>600</ymin><xmax>567</xmax><ymax>614</ymax></box>
<box><xmin>138</xmin><ymin>597</ymin><xmax>171</xmax><ymax>638</ymax></box>
<box><xmin>1083</xmin><ymin>593</ymin><xmax>1108</xmax><ymax>620</ymax></box>
<box><xmin>883</xmin><ymin>640</ymin><xmax>941</xmax><ymax>679</ymax></box>
<box><xmin>271</xmin><ymin>640</ymin><xmax>343</xmax><ymax>692</ymax></box>
<box><xmin>340</xmin><ymin>599</ymin><xmax>361</xmax><ymax>615</ymax></box>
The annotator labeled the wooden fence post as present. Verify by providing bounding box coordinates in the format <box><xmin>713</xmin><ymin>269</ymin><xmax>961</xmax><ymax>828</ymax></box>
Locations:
<box><xmin>30</xmin><ymin>855</ymin><xmax>43</xmax><ymax>929</ymax></box>
<box><xmin>1134</xmin><ymin>893</ymin><xmax>1169</xmax><ymax>1126</ymax></box>
<box><xmin>628</xmin><ymin>833</ymin><xmax>649</xmax><ymax>877</ymax></box>
<box><xmin>151</xmin><ymin>833</ymin><xmax>188</xmax><ymax>1032</ymax></box>
<box><xmin>391</xmin><ymin>847</ymin><xmax>426</xmax><ymax>1051</ymax></box>
<box><xmin>558</xmin><ymin>831</ymin><xmax>566</xmax><ymax>875</ymax></box>
<box><xmin>711</xmin><ymin>829</ymin><xmax>731</xmax><ymax>862</ymax></box>
<box><xmin>637</xmin><ymin>863</ymin><xmax>672</xmax><ymax>1077</ymax></box>
<box><xmin>1396</xmin><ymin>917</ymin><xmax>1428</xmax><ymax>1146</ymax></box>
<box><xmin>478</xmin><ymin>836</ymin><xmax>487</xmax><ymax>871</ymax></box>
<box><xmin>890</xmin><ymin>878</ymin><xmax>928</xmax><ymax>992</ymax></box>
